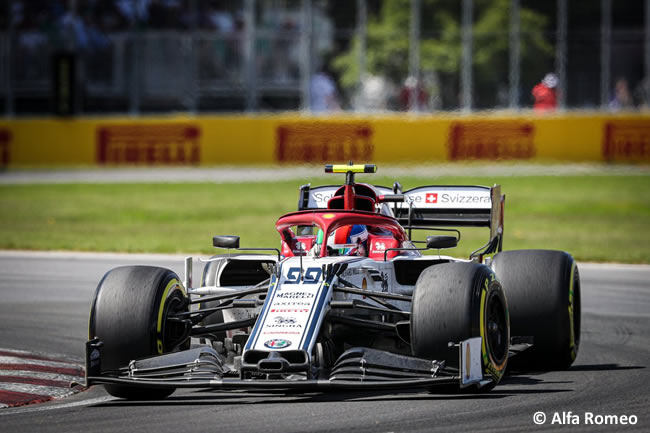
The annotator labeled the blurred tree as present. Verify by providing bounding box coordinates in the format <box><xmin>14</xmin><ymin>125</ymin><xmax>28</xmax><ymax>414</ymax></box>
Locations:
<box><xmin>333</xmin><ymin>0</ymin><xmax>553</xmax><ymax>109</ymax></box>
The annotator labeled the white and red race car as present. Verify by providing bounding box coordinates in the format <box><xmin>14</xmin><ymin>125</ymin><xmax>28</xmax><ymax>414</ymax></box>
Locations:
<box><xmin>86</xmin><ymin>164</ymin><xmax>580</xmax><ymax>399</ymax></box>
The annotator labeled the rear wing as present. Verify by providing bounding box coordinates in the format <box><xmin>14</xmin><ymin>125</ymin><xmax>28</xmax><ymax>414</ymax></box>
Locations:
<box><xmin>298</xmin><ymin>183</ymin><xmax>505</xmax><ymax>256</ymax></box>
<box><xmin>395</xmin><ymin>185</ymin><xmax>505</xmax><ymax>255</ymax></box>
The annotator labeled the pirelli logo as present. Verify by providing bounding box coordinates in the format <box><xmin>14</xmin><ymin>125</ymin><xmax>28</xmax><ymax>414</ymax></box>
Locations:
<box><xmin>448</xmin><ymin>121</ymin><xmax>535</xmax><ymax>160</ymax></box>
<box><xmin>603</xmin><ymin>121</ymin><xmax>650</xmax><ymax>162</ymax></box>
<box><xmin>276</xmin><ymin>123</ymin><xmax>373</xmax><ymax>163</ymax></box>
<box><xmin>0</xmin><ymin>129</ymin><xmax>10</xmax><ymax>167</ymax></box>
<box><xmin>97</xmin><ymin>124</ymin><xmax>201</xmax><ymax>164</ymax></box>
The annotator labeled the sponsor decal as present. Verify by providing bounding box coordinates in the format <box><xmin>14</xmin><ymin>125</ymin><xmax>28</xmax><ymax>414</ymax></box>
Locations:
<box><xmin>602</xmin><ymin>121</ymin><xmax>650</xmax><ymax>162</ymax></box>
<box><xmin>0</xmin><ymin>129</ymin><xmax>11</xmax><ymax>167</ymax></box>
<box><xmin>323</xmin><ymin>213</ymin><xmax>335</xmax><ymax>219</ymax></box>
<box><xmin>273</xmin><ymin>301</ymin><xmax>312</xmax><ymax>306</ymax></box>
<box><xmin>276</xmin><ymin>291</ymin><xmax>315</xmax><ymax>299</ymax></box>
<box><xmin>273</xmin><ymin>316</ymin><xmax>297</xmax><ymax>325</ymax></box>
<box><xmin>262</xmin><ymin>331</ymin><xmax>300</xmax><ymax>335</ymax></box>
<box><xmin>373</xmin><ymin>241</ymin><xmax>386</xmax><ymax>252</ymax></box>
<box><xmin>310</xmin><ymin>191</ymin><xmax>337</xmax><ymax>208</ymax></box>
<box><xmin>405</xmin><ymin>189</ymin><xmax>491</xmax><ymax>209</ymax></box>
<box><xmin>264</xmin><ymin>339</ymin><xmax>292</xmax><ymax>349</ymax></box>
<box><xmin>96</xmin><ymin>124</ymin><xmax>201</xmax><ymax>164</ymax></box>
<box><xmin>276</xmin><ymin>122</ymin><xmax>373</xmax><ymax>163</ymax></box>
<box><xmin>448</xmin><ymin>121</ymin><xmax>535</xmax><ymax>160</ymax></box>
<box><xmin>271</xmin><ymin>309</ymin><xmax>309</xmax><ymax>313</ymax></box>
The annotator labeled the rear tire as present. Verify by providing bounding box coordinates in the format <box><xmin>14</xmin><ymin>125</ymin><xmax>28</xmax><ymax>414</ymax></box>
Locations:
<box><xmin>411</xmin><ymin>262</ymin><xmax>510</xmax><ymax>390</ymax></box>
<box><xmin>491</xmin><ymin>250</ymin><xmax>580</xmax><ymax>370</ymax></box>
<box><xmin>89</xmin><ymin>266</ymin><xmax>189</xmax><ymax>399</ymax></box>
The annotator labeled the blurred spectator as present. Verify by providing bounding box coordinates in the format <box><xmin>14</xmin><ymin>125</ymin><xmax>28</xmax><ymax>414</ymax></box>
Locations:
<box><xmin>609</xmin><ymin>77</ymin><xmax>634</xmax><ymax>111</ymax></box>
<box><xmin>204</xmin><ymin>0</ymin><xmax>235</xmax><ymax>34</ymax></box>
<box><xmin>115</xmin><ymin>0</ymin><xmax>150</xmax><ymax>25</ymax></box>
<box><xmin>198</xmin><ymin>1</ymin><xmax>243</xmax><ymax>81</ymax></box>
<box><xmin>399</xmin><ymin>76</ymin><xmax>429</xmax><ymax>111</ymax></box>
<box><xmin>633</xmin><ymin>77</ymin><xmax>650</xmax><ymax>110</ymax></box>
<box><xmin>353</xmin><ymin>75</ymin><xmax>397</xmax><ymax>112</ymax></box>
<box><xmin>310</xmin><ymin>69</ymin><xmax>340</xmax><ymax>112</ymax></box>
<box><xmin>532</xmin><ymin>73</ymin><xmax>557</xmax><ymax>111</ymax></box>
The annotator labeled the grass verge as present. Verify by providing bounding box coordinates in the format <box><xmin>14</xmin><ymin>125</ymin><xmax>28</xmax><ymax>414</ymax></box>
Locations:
<box><xmin>0</xmin><ymin>174</ymin><xmax>648</xmax><ymax>263</ymax></box>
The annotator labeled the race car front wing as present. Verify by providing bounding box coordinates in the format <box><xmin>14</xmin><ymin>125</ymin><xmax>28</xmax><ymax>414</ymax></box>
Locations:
<box><xmin>83</xmin><ymin>337</ymin><xmax>492</xmax><ymax>392</ymax></box>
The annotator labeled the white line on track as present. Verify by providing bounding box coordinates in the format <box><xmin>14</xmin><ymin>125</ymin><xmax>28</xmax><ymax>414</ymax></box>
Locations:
<box><xmin>0</xmin><ymin>370</ymin><xmax>84</xmax><ymax>383</ymax></box>
<box><xmin>0</xmin><ymin>383</ymin><xmax>77</xmax><ymax>398</ymax></box>
<box><xmin>0</xmin><ymin>396</ymin><xmax>115</xmax><ymax>416</ymax></box>
<box><xmin>0</xmin><ymin>356</ymin><xmax>81</xmax><ymax>370</ymax></box>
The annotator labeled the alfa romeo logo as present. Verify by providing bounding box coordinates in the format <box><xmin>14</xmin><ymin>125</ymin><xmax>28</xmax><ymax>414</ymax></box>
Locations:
<box><xmin>264</xmin><ymin>339</ymin><xmax>292</xmax><ymax>349</ymax></box>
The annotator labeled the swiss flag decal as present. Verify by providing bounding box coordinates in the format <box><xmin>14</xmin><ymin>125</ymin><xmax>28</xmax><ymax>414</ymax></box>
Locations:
<box><xmin>426</xmin><ymin>193</ymin><xmax>438</xmax><ymax>204</ymax></box>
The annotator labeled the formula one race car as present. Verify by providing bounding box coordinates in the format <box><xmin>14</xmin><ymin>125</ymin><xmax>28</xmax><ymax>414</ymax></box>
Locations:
<box><xmin>85</xmin><ymin>164</ymin><xmax>581</xmax><ymax>399</ymax></box>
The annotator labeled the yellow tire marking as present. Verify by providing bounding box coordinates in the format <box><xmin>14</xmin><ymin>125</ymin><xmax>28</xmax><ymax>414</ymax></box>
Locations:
<box><xmin>568</xmin><ymin>261</ymin><xmax>577</xmax><ymax>361</ymax></box>
<box><xmin>479</xmin><ymin>282</ymin><xmax>487</xmax><ymax>361</ymax></box>
<box><xmin>157</xmin><ymin>278</ymin><xmax>182</xmax><ymax>354</ymax></box>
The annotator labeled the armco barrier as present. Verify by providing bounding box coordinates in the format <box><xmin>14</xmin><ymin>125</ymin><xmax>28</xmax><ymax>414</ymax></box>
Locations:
<box><xmin>0</xmin><ymin>113</ymin><xmax>648</xmax><ymax>167</ymax></box>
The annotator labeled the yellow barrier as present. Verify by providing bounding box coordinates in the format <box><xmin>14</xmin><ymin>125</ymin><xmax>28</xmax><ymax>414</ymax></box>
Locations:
<box><xmin>0</xmin><ymin>112</ymin><xmax>648</xmax><ymax>167</ymax></box>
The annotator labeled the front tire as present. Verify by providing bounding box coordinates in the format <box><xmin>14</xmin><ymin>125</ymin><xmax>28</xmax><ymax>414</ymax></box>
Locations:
<box><xmin>88</xmin><ymin>266</ymin><xmax>189</xmax><ymax>399</ymax></box>
<box><xmin>411</xmin><ymin>262</ymin><xmax>510</xmax><ymax>390</ymax></box>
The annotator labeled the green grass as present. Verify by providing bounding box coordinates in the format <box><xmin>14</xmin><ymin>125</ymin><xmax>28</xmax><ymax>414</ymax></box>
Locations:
<box><xmin>0</xmin><ymin>175</ymin><xmax>648</xmax><ymax>263</ymax></box>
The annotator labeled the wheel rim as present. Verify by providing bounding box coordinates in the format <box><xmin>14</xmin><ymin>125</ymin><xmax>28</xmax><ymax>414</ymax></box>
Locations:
<box><xmin>486</xmin><ymin>290</ymin><xmax>508</xmax><ymax>365</ymax></box>
<box><xmin>162</xmin><ymin>292</ymin><xmax>189</xmax><ymax>352</ymax></box>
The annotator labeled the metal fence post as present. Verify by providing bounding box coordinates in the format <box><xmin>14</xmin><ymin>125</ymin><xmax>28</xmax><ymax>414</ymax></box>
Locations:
<box><xmin>300</xmin><ymin>0</ymin><xmax>313</xmax><ymax>112</ymax></box>
<box><xmin>508</xmin><ymin>0</ymin><xmax>520</xmax><ymax>110</ymax></box>
<box><xmin>187</xmin><ymin>0</ymin><xmax>198</xmax><ymax>113</ymax></box>
<box><xmin>5</xmin><ymin>0</ymin><xmax>13</xmax><ymax>116</ymax></box>
<box><xmin>356</xmin><ymin>0</ymin><xmax>367</xmax><ymax>112</ymax></box>
<box><xmin>645</xmin><ymin>0</ymin><xmax>650</xmax><ymax>107</ymax></box>
<box><xmin>601</xmin><ymin>0</ymin><xmax>611</xmax><ymax>109</ymax></box>
<box><xmin>461</xmin><ymin>0</ymin><xmax>473</xmax><ymax>112</ymax></box>
<box><xmin>129</xmin><ymin>21</ymin><xmax>141</xmax><ymax>115</ymax></box>
<box><xmin>244</xmin><ymin>0</ymin><xmax>256</xmax><ymax>112</ymax></box>
<box><xmin>408</xmin><ymin>0</ymin><xmax>421</xmax><ymax>112</ymax></box>
<box><xmin>556</xmin><ymin>0</ymin><xmax>567</xmax><ymax>110</ymax></box>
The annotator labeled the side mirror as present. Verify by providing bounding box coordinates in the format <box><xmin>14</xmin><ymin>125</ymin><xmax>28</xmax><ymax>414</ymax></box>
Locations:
<box><xmin>213</xmin><ymin>235</ymin><xmax>240</xmax><ymax>249</ymax></box>
<box><xmin>378</xmin><ymin>194</ymin><xmax>404</xmax><ymax>203</ymax></box>
<box><xmin>426</xmin><ymin>235</ymin><xmax>458</xmax><ymax>249</ymax></box>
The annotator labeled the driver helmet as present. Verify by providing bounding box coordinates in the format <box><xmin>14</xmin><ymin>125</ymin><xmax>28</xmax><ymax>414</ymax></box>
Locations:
<box><xmin>327</xmin><ymin>224</ymin><xmax>368</xmax><ymax>256</ymax></box>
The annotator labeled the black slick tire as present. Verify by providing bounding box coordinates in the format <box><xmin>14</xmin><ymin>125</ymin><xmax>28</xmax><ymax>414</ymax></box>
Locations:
<box><xmin>411</xmin><ymin>262</ymin><xmax>510</xmax><ymax>390</ymax></box>
<box><xmin>491</xmin><ymin>249</ymin><xmax>580</xmax><ymax>370</ymax></box>
<box><xmin>88</xmin><ymin>266</ymin><xmax>188</xmax><ymax>399</ymax></box>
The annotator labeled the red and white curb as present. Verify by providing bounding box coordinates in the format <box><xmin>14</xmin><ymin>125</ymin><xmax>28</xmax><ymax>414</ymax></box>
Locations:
<box><xmin>0</xmin><ymin>348</ymin><xmax>85</xmax><ymax>408</ymax></box>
